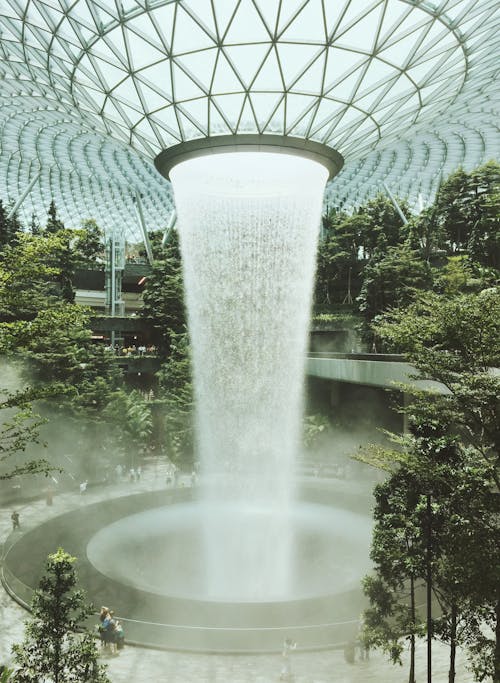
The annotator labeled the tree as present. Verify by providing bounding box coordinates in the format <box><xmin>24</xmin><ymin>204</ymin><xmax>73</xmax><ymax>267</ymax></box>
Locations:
<box><xmin>45</xmin><ymin>200</ymin><xmax>65</xmax><ymax>235</ymax></box>
<box><xmin>0</xmin><ymin>387</ymin><xmax>53</xmax><ymax>480</ymax></box>
<box><xmin>155</xmin><ymin>330</ymin><xmax>194</xmax><ymax>467</ymax></box>
<box><xmin>0</xmin><ymin>199</ymin><xmax>20</xmax><ymax>250</ymax></box>
<box><xmin>141</xmin><ymin>228</ymin><xmax>186</xmax><ymax>356</ymax></box>
<box><xmin>357</xmin><ymin>194</ymin><xmax>410</xmax><ymax>258</ymax></box>
<box><xmin>11</xmin><ymin>548</ymin><xmax>110</xmax><ymax>683</ymax></box>
<box><xmin>103</xmin><ymin>389</ymin><xmax>153</xmax><ymax>463</ymax></box>
<box><xmin>74</xmin><ymin>220</ymin><xmax>104</xmax><ymax>268</ymax></box>
<box><xmin>432</xmin><ymin>161</ymin><xmax>500</xmax><ymax>266</ymax></box>
<box><xmin>357</xmin><ymin>242</ymin><xmax>433</xmax><ymax>342</ymax></box>
<box><xmin>368</xmin><ymin>288</ymin><xmax>500</xmax><ymax>680</ymax></box>
<box><xmin>315</xmin><ymin>210</ymin><xmax>364</xmax><ymax>305</ymax></box>
<box><xmin>362</xmin><ymin>468</ymin><xmax>426</xmax><ymax>683</ymax></box>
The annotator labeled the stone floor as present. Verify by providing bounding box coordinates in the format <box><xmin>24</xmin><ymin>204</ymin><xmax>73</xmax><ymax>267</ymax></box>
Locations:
<box><xmin>0</xmin><ymin>467</ymin><xmax>474</xmax><ymax>682</ymax></box>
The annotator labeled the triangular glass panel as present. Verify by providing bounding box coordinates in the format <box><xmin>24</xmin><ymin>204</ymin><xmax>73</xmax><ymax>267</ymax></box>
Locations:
<box><xmin>405</xmin><ymin>61</ymin><xmax>434</xmax><ymax>86</ymax></box>
<box><xmin>285</xmin><ymin>93</ymin><xmax>318</xmax><ymax>131</ymax></box>
<box><xmin>263</xmin><ymin>97</ymin><xmax>285</xmax><ymax>133</ymax></box>
<box><xmin>225</xmin><ymin>0</ymin><xmax>270</xmax><ymax>43</ymax></box>
<box><xmin>181</xmin><ymin>0</ymin><xmax>217</xmax><ymax>37</ymax></box>
<box><xmin>309</xmin><ymin>97</ymin><xmax>344</xmax><ymax>132</ymax></box>
<box><xmin>310</xmin><ymin>106</ymin><xmax>348</xmax><ymax>139</ymax></box>
<box><xmin>211</xmin><ymin>51</ymin><xmax>244</xmax><ymax>94</ymax></box>
<box><xmin>111</xmin><ymin>78</ymin><xmax>144</xmax><ymax>112</ymax></box>
<box><xmin>323</xmin><ymin>1</ymin><xmax>349</xmax><ymax>40</ymax></box>
<box><xmin>290</xmin><ymin>51</ymin><xmax>327</xmax><ymax>93</ymax></box>
<box><xmin>126</xmin><ymin>28</ymin><xmax>167</xmax><ymax>71</ymax></box>
<box><xmin>172</xmin><ymin>62</ymin><xmax>207</xmax><ymax>100</ymax></box>
<box><xmin>224</xmin><ymin>44</ymin><xmax>272</xmax><ymax>88</ymax></box>
<box><xmin>212</xmin><ymin>1</ymin><xmax>237</xmax><ymax>40</ymax></box>
<box><xmin>177</xmin><ymin>98</ymin><xmax>209</xmax><ymax>133</ymax></box>
<box><xmin>279</xmin><ymin>0</ymin><xmax>326</xmax><ymax>42</ymax></box>
<box><xmin>248</xmin><ymin>92</ymin><xmax>283</xmax><ymax>127</ymax></box>
<box><xmin>26</xmin><ymin>2</ymin><xmax>50</xmax><ymax>29</ymax></box>
<box><xmin>131</xmin><ymin>131</ymin><xmax>157</xmax><ymax>158</ymax></box>
<box><xmin>276</xmin><ymin>43</ymin><xmax>324</xmax><ymax>88</ymax></box>
<box><xmin>77</xmin><ymin>54</ymin><xmax>105</xmax><ymax>89</ymax></box>
<box><xmin>376</xmin><ymin>3</ymin><xmax>414</xmax><ymax>49</ymax></box>
<box><xmin>176</xmin><ymin>108</ymin><xmax>206</xmax><ymax>138</ymax></box>
<box><xmin>150</xmin><ymin>106</ymin><xmax>182</xmax><ymax>139</ymax></box>
<box><xmin>103</xmin><ymin>97</ymin><xmax>128</xmax><ymax>126</ymax></box>
<box><xmin>172</xmin><ymin>5</ymin><xmax>215</xmax><ymax>54</ymax></box>
<box><xmin>79</xmin><ymin>85</ymin><xmax>107</xmax><ymax>112</ymax></box>
<box><xmin>334</xmin><ymin>0</ymin><xmax>383</xmax><ymax>39</ymax></box>
<box><xmin>323</xmin><ymin>48</ymin><xmax>365</xmax><ymax>91</ymax></box>
<box><xmin>277</xmin><ymin>0</ymin><xmax>315</xmax><ymax>35</ymax></box>
<box><xmin>211</xmin><ymin>93</ymin><xmax>246</xmax><ymax>125</ymax></box>
<box><xmin>137</xmin><ymin>81</ymin><xmax>171</xmax><ymax>113</ymax></box>
<box><xmin>253</xmin><ymin>0</ymin><xmax>281</xmax><ymax>36</ymax></box>
<box><xmin>102</xmin><ymin>25</ymin><xmax>131</xmax><ymax>68</ymax></box>
<box><xmin>175</xmin><ymin>48</ymin><xmax>218</xmax><ymax>87</ymax></box>
<box><xmin>251</xmin><ymin>48</ymin><xmax>283</xmax><ymax>90</ymax></box>
<box><xmin>149</xmin><ymin>3</ymin><xmax>176</xmax><ymax>48</ymax></box>
<box><xmin>136</xmin><ymin>61</ymin><xmax>172</xmax><ymax>98</ymax></box>
<box><xmin>236</xmin><ymin>96</ymin><xmax>259</xmax><ymax>132</ymax></box>
<box><xmin>324</xmin><ymin>65</ymin><xmax>365</xmax><ymax>103</ymax></box>
<box><xmin>24</xmin><ymin>24</ymin><xmax>49</xmax><ymax>51</ymax></box>
<box><xmin>115</xmin><ymin>99</ymin><xmax>143</xmax><ymax>126</ymax></box>
<box><xmin>93</xmin><ymin>56</ymin><xmax>128</xmax><ymax>90</ymax></box>
<box><xmin>357</xmin><ymin>58</ymin><xmax>397</xmax><ymax>94</ymax></box>
<box><xmin>208</xmin><ymin>100</ymin><xmax>234</xmax><ymax>135</ymax></box>
<box><xmin>335</xmin><ymin>4</ymin><xmax>385</xmax><ymax>53</ymax></box>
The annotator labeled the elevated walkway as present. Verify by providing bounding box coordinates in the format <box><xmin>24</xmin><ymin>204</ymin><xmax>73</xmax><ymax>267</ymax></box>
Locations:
<box><xmin>306</xmin><ymin>352</ymin><xmax>447</xmax><ymax>392</ymax></box>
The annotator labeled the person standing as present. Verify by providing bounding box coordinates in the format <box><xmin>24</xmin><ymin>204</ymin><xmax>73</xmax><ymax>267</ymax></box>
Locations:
<box><xmin>280</xmin><ymin>637</ymin><xmax>296</xmax><ymax>680</ymax></box>
<box><xmin>11</xmin><ymin>511</ymin><xmax>20</xmax><ymax>530</ymax></box>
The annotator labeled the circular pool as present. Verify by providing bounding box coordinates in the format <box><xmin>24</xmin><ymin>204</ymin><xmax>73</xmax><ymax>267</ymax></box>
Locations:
<box><xmin>3</xmin><ymin>485</ymin><xmax>372</xmax><ymax>652</ymax></box>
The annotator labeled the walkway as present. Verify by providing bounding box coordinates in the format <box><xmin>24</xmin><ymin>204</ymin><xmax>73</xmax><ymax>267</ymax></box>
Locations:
<box><xmin>0</xmin><ymin>464</ymin><xmax>473</xmax><ymax>682</ymax></box>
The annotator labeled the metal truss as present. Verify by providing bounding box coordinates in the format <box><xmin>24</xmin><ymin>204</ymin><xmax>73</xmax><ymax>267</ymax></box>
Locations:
<box><xmin>0</xmin><ymin>0</ymin><xmax>498</xmax><ymax>239</ymax></box>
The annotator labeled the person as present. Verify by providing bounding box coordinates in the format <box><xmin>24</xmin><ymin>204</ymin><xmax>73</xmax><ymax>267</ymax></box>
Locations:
<box><xmin>100</xmin><ymin>608</ymin><xmax>118</xmax><ymax>654</ymax></box>
<box><xmin>129</xmin><ymin>468</ymin><xmax>136</xmax><ymax>483</ymax></box>
<box><xmin>11</xmin><ymin>511</ymin><xmax>20</xmax><ymax>530</ymax></box>
<box><xmin>357</xmin><ymin>614</ymin><xmax>370</xmax><ymax>660</ymax></box>
<box><xmin>114</xmin><ymin>619</ymin><xmax>125</xmax><ymax>651</ymax></box>
<box><xmin>79</xmin><ymin>480</ymin><xmax>87</xmax><ymax>495</ymax></box>
<box><xmin>136</xmin><ymin>466</ymin><xmax>142</xmax><ymax>481</ymax></box>
<box><xmin>280</xmin><ymin>637</ymin><xmax>296</xmax><ymax>680</ymax></box>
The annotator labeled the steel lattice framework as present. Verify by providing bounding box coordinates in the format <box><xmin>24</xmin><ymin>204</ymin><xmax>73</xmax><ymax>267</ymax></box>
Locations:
<box><xmin>0</xmin><ymin>0</ymin><xmax>499</xmax><ymax>240</ymax></box>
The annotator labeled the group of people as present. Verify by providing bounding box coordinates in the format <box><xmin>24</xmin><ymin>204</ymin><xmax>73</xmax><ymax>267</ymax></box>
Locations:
<box><xmin>97</xmin><ymin>606</ymin><xmax>125</xmax><ymax>654</ymax></box>
<box><xmin>105</xmin><ymin>343</ymin><xmax>156</xmax><ymax>356</ymax></box>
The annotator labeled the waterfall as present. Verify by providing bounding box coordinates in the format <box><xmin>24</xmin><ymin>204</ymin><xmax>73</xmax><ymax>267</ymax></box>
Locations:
<box><xmin>170</xmin><ymin>152</ymin><xmax>328</xmax><ymax>600</ymax></box>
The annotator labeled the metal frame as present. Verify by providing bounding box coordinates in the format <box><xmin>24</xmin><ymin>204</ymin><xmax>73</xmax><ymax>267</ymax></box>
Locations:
<box><xmin>155</xmin><ymin>135</ymin><xmax>344</xmax><ymax>180</ymax></box>
<box><xmin>0</xmin><ymin>0</ymin><xmax>498</xmax><ymax>240</ymax></box>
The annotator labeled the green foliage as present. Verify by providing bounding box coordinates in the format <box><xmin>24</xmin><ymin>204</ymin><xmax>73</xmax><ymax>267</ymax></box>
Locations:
<box><xmin>103</xmin><ymin>389</ymin><xmax>152</xmax><ymax>456</ymax></box>
<box><xmin>0</xmin><ymin>200</ymin><xmax>20</xmax><ymax>250</ymax></box>
<box><xmin>0</xmin><ymin>384</ymin><xmax>66</xmax><ymax>480</ymax></box>
<box><xmin>433</xmin><ymin>161</ymin><xmax>500</xmax><ymax>267</ymax></box>
<box><xmin>11</xmin><ymin>548</ymin><xmax>110</xmax><ymax>683</ymax></box>
<box><xmin>363</xmin><ymin>286</ymin><xmax>500</xmax><ymax>680</ymax></box>
<box><xmin>74</xmin><ymin>220</ymin><xmax>104</xmax><ymax>268</ymax></box>
<box><xmin>302</xmin><ymin>413</ymin><xmax>329</xmax><ymax>449</ymax></box>
<box><xmin>141</xmin><ymin>229</ymin><xmax>186</xmax><ymax>355</ymax></box>
<box><xmin>357</xmin><ymin>243</ymin><xmax>433</xmax><ymax>342</ymax></box>
<box><xmin>155</xmin><ymin>330</ymin><xmax>194</xmax><ymax>467</ymax></box>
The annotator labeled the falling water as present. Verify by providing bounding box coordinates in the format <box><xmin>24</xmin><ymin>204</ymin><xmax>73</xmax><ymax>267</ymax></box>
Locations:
<box><xmin>170</xmin><ymin>153</ymin><xmax>329</xmax><ymax>600</ymax></box>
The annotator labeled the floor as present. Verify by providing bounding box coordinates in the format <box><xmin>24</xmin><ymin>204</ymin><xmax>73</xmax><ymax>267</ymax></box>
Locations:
<box><xmin>0</xmin><ymin>465</ymin><xmax>474</xmax><ymax>682</ymax></box>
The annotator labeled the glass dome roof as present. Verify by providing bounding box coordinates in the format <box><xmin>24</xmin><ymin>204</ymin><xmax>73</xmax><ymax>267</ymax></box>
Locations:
<box><xmin>0</xmin><ymin>0</ymin><xmax>498</xmax><ymax>240</ymax></box>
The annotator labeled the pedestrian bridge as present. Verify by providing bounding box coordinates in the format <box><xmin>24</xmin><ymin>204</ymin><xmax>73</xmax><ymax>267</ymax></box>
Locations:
<box><xmin>306</xmin><ymin>353</ymin><xmax>447</xmax><ymax>392</ymax></box>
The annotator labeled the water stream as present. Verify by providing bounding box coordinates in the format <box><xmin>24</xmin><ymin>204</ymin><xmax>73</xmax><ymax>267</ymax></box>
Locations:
<box><xmin>170</xmin><ymin>153</ymin><xmax>328</xmax><ymax>600</ymax></box>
